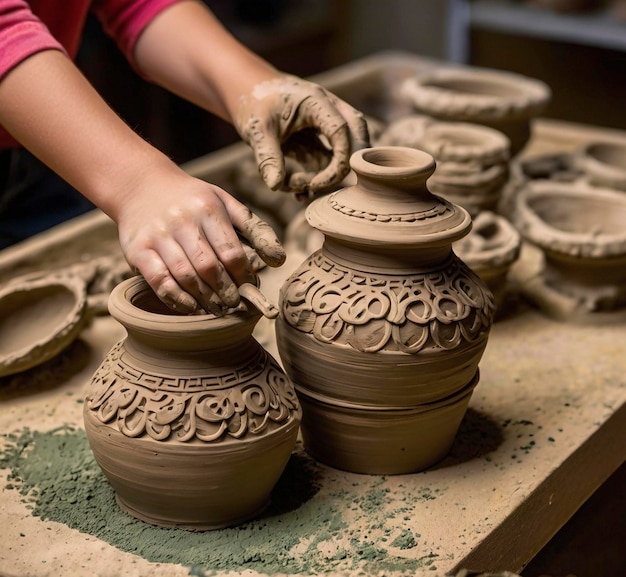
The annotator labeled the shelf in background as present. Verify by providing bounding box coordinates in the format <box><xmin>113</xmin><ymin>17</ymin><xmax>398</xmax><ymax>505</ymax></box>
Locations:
<box><xmin>469</xmin><ymin>0</ymin><xmax>626</xmax><ymax>52</ymax></box>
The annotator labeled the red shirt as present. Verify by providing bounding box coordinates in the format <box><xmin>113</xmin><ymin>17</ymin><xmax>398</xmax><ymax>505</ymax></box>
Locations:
<box><xmin>0</xmin><ymin>0</ymin><xmax>181</xmax><ymax>148</ymax></box>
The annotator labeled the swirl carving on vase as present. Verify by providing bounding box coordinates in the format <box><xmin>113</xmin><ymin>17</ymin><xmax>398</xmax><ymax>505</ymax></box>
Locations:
<box><xmin>281</xmin><ymin>251</ymin><xmax>495</xmax><ymax>353</ymax></box>
<box><xmin>85</xmin><ymin>342</ymin><xmax>300</xmax><ymax>443</ymax></box>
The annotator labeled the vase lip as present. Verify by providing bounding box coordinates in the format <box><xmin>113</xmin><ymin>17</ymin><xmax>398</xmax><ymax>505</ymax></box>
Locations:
<box><xmin>350</xmin><ymin>146</ymin><xmax>436</xmax><ymax>179</ymax></box>
<box><xmin>108</xmin><ymin>276</ymin><xmax>259</xmax><ymax>334</ymax></box>
<box><xmin>515</xmin><ymin>180</ymin><xmax>626</xmax><ymax>258</ymax></box>
<box><xmin>306</xmin><ymin>146</ymin><xmax>472</xmax><ymax>247</ymax></box>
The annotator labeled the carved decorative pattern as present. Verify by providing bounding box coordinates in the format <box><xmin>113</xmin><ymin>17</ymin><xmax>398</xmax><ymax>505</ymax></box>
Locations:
<box><xmin>86</xmin><ymin>342</ymin><xmax>300</xmax><ymax>442</ymax></box>
<box><xmin>281</xmin><ymin>252</ymin><xmax>495</xmax><ymax>353</ymax></box>
<box><xmin>328</xmin><ymin>195</ymin><xmax>451</xmax><ymax>222</ymax></box>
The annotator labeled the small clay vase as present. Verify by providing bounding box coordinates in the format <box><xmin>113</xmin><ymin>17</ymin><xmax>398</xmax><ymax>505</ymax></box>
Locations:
<box><xmin>400</xmin><ymin>67</ymin><xmax>551</xmax><ymax>156</ymax></box>
<box><xmin>275</xmin><ymin>146</ymin><xmax>495</xmax><ymax>474</ymax></box>
<box><xmin>514</xmin><ymin>180</ymin><xmax>626</xmax><ymax>323</ymax></box>
<box><xmin>576</xmin><ymin>140</ymin><xmax>626</xmax><ymax>192</ymax></box>
<box><xmin>84</xmin><ymin>276</ymin><xmax>301</xmax><ymax>530</ymax></box>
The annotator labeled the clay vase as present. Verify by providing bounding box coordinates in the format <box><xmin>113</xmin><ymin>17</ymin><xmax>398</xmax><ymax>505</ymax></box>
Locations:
<box><xmin>576</xmin><ymin>140</ymin><xmax>626</xmax><ymax>192</ymax></box>
<box><xmin>454</xmin><ymin>211</ymin><xmax>522</xmax><ymax>316</ymax></box>
<box><xmin>514</xmin><ymin>180</ymin><xmax>626</xmax><ymax>323</ymax></box>
<box><xmin>83</xmin><ymin>276</ymin><xmax>301</xmax><ymax>529</ymax></box>
<box><xmin>275</xmin><ymin>146</ymin><xmax>496</xmax><ymax>474</ymax></box>
<box><xmin>400</xmin><ymin>67</ymin><xmax>551</xmax><ymax>156</ymax></box>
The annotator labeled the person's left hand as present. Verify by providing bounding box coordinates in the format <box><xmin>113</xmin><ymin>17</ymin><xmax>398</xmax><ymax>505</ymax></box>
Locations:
<box><xmin>234</xmin><ymin>74</ymin><xmax>370</xmax><ymax>197</ymax></box>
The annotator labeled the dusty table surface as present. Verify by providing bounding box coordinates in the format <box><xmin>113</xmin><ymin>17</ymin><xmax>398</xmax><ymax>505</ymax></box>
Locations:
<box><xmin>1</xmin><ymin>247</ymin><xmax>624</xmax><ymax>577</ymax></box>
<box><xmin>1</xmin><ymin>52</ymin><xmax>626</xmax><ymax>577</ymax></box>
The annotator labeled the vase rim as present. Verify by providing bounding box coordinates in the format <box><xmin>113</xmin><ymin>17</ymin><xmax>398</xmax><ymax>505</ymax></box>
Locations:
<box><xmin>108</xmin><ymin>276</ymin><xmax>259</xmax><ymax>335</ymax></box>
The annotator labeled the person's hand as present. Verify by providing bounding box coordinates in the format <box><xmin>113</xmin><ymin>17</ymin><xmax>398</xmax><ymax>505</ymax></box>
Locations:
<box><xmin>115</xmin><ymin>167</ymin><xmax>285</xmax><ymax>314</ymax></box>
<box><xmin>234</xmin><ymin>74</ymin><xmax>370</xmax><ymax>196</ymax></box>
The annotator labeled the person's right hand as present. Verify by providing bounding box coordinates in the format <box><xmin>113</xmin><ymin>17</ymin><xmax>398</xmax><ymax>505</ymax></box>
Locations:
<box><xmin>115</xmin><ymin>166</ymin><xmax>285</xmax><ymax>314</ymax></box>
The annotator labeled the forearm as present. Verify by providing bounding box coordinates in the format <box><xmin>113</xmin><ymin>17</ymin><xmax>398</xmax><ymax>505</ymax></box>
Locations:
<box><xmin>133</xmin><ymin>0</ymin><xmax>279</xmax><ymax>123</ymax></box>
<box><xmin>0</xmin><ymin>49</ymin><xmax>174</xmax><ymax>220</ymax></box>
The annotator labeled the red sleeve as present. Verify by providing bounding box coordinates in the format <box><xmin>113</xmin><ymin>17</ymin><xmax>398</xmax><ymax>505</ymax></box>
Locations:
<box><xmin>92</xmin><ymin>0</ymin><xmax>182</xmax><ymax>69</ymax></box>
<box><xmin>0</xmin><ymin>0</ymin><xmax>66</xmax><ymax>82</ymax></box>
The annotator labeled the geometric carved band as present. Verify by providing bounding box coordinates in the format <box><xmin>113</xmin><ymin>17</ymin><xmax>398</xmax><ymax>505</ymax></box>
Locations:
<box><xmin>85</xmin><ymin>342</ymin><xmax>300</xmax><ymax>443</ymax></box>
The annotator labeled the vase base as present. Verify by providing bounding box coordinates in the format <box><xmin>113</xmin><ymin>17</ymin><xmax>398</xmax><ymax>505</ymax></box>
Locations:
<box><xmin>115</xmin><ymin>493</ymin><xmax>270</xmax><ymax>531</ymax></box>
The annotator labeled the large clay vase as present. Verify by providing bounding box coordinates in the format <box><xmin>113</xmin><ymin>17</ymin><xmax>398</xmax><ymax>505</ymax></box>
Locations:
<box><xmin>83</xmin><ymin>276</ymin><xmax>301</xmax><ymax>530</ymax></box>
<box><xmin>275</xmin><ymin>146</ymin><xmax>496</xmax><ymax>474</ymax></box>
<box><xmin>400</xmin><ymin>67</ymin><xmax>551</xmax><ymax>156</ymax></box>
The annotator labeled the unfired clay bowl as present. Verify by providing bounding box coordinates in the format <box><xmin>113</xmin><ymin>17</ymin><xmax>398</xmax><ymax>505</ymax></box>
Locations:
<box><xmin>515</xmin><ymin>181</ymin><xmax>626</xmax><ymax>322</ymax></box>
<box><xmin>0</xmin><ymin>274</ymin><xmax>87</xmax><ymax>376</ymax></box>
<box><xmin>454</xmin><ymin>211</ymin><xmax>521</xmax><ymax>314</ymax></box>
<box><xmin>576</xmin><ymin>140</ymin><xmax>626</xmax><ymax>192</ymax></box>
<box><xmin>422</xmin><ymin>122</ymin><xmax>511</xmax><ymax>215</ymax></box>
<box><xmin>401</xmin><ymin>67</ymin><xmax>551</xmax><ymax>155</ymax></box>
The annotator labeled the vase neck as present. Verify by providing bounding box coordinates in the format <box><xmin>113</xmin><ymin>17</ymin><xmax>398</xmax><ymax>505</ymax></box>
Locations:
<box><xmin>322</xmin><ymin>239</ymin><xmax>453</xmax><ymax>274</ymax></box>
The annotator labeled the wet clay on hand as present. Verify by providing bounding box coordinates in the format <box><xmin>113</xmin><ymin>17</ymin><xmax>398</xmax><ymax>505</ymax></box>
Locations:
<box><xmin>234</xmin><ymin>75</ymin><xmax>369</xmax><ymax>195</ymax></box>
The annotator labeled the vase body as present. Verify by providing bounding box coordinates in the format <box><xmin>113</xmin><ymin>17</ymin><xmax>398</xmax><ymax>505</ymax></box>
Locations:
<box><xmin>276</xmin><ymin>147</ymin><xmax>495</xmax><ymax>474</ymax></box>
<box><xmin>84</xmin><ymin>276</ymin><xmax>301</xmax><ymax>529</ymax></box>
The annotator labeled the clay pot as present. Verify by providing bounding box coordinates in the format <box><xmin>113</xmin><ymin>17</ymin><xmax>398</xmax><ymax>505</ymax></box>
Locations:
<box><xmin>275</xmin><ymin>146</ymin><xmax>495</xmax><ymax>474</ymax></box>
<box><xmin>454</xmin><ymin>211</ymin><xmax>521</xmax><ymax>315</ymax></box>
<box><xmin>400</xmin><ymin>67</ymin><xmax>551</xmax><ymax>156</ymax></box>
<box><xmin>83</xmin><ymin>276</ymin><xmax>301</xmax><ymax>529</ymax></box>
<box><xmin>576</xmin><ymin>140</ymin><xmax>626</xmax><ymax>192</ymax></box>
<box><xmin>514</xmin><ymin>181</ymin><xmax>626</xmax><ymax>322</ymax></box>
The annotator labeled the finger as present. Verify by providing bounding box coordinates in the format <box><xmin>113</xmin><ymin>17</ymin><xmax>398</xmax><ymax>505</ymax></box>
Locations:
<box><xmin>292</xmin><ymin>97</ymin><xmax>352</xmax><ymax>192</ymax></box>
<box><xmin>222</xmin><ymin>197</ymin><xmax>286</xmax><ymax>268</ymax></box>
<box><xmin>130</xmin><ymin>248</ymin><xmax>200</xmax><ymax>314</ymax></box>
<box><xmin>308</xmin><ymin>128</ymin><xmax>351</xmax><ymax>192</ymax></box>
<box><xmin>333</xmin><ymin>97</ymin><xmax>371</xmax><ymax>151</ymax></box>
<box><xmin>243</xmin><ymin>117</ymin><xmax>286</xmax><ymax>191</ymax></box>
<box><xmin>171</xmin><ymin>225</ymin><xmax>242</xmax><ymax>310</ymax></box>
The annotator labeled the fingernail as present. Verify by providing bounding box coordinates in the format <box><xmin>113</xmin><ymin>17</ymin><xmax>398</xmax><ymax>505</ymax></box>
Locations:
<box><xmin>175</xmin><ymin>294</ymin><xmax>199</xmax><ymax>314</ymax></box>
<box><xmin>261</xmin><ymin>164</ymin><xmax>283</xmax><ymax>191</ymax></box>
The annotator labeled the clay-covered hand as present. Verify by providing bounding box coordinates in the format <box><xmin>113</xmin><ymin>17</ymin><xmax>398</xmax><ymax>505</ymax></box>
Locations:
<box><xmin>115</xmin><ymin>170</ymin><xmax>285</xmax><ymax>314</ymax></box>
<box><xmin>234</xmin><ymin>75</ymin><xmax>370</xmax><ymax>195</ymax></box>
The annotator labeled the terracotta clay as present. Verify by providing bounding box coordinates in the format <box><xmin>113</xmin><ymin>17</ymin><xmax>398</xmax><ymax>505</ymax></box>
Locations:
<box><xmin>576</xmin><ymin>140</ymin><xmax>626</xmax><ymax>192</ymax></box>
<box><xmin>0</xmin><ymin>256</ymin><xmax>130</xmax><ymax>376</ymax></box>
<box><xmin>421</xmin><ymin>121</ymin><xmax>511</xmax><ymax>216</ymax></box>
<box><xmin>400</xmin><ymin>67</ymin><xmax>551</xmax><ymax>156</ymax></box>
<box><xmin>83</xmin><ymin>276</ymin><xmax>301</xmax><ymax>529</ymax></box>
<box><xmin>454</xmin><ymin>211</ymin><xmax>521</xmax><ymax>315</ymax></box>
<box><xmin>514</xmin><ymin>180</ymin><xmax>626</xmax><ymax>323</ymax></box>
<box><xmin>0</xmin><ymin>273</ymin><xmax>87</xmax><ymax>376</ymax></box>
<box><xmin>276</xmin><ymin>146</ymin><xmax>495</xmax><ymax>474</ymax></box>
<box><xmin>375</xmin><ymin>114</ymin><xmax>435</xmax><ymax>148</ymax></box>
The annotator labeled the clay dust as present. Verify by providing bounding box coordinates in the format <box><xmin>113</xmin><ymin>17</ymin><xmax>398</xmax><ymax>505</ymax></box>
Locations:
<box><xmin>1</xmin><ymin>426</ymin><xmax>450</xmax><ymax>575</ymax></box>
